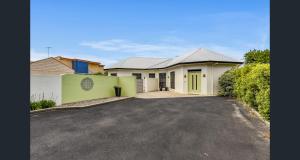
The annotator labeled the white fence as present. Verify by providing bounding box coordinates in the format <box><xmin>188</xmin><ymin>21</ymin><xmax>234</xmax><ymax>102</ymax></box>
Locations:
<box><xmin>30</xmin><ymin>75</ymin><xmax>62</xmax><ymax>105</ymax></box>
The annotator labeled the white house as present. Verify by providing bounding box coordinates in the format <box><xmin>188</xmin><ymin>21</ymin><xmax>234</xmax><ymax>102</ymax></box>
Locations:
<box><xmin>105</xmin><ymin>48</ymin><xmax>243</xmax><ymax>95</ymax></box>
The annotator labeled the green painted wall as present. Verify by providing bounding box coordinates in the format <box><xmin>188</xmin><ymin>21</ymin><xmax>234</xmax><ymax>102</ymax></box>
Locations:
<box><xmin>62</xmin><ymin>74</ymin><xmax>136</xmax><ymax>104</ymax></box>
<box><xmin>118</xmin><ymin>76</ymin><xmax>137</xmax><ymax>97</ymax></box>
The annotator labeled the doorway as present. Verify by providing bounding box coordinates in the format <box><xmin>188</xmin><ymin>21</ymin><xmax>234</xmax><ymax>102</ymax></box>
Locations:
<box><xmin>159</xmin><ymin>73</ymin><xmax>166</xmax><ymax>90</ymax></box>
<box><xmin>188</xmin><ymin>71</ymin><xmax>201</xmax><ymax>94</ymax></box>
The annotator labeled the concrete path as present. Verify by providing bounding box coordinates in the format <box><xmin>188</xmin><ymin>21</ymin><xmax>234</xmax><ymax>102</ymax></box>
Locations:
<box><xmin>136</xmin><ymin>91</ymin><xmax>205</xmax><ymax>98</ymax></box>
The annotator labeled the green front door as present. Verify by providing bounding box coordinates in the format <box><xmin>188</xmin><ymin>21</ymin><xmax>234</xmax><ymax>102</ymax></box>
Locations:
<box><xmin>188</xmin><ymin>72</ymin><xmax>201</xmax><ymax>94</ymax></box>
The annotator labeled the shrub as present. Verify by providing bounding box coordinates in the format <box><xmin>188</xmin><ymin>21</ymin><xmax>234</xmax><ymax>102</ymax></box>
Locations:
<box><xmin>219</xmin><ymin>63</ymin><xmax>270</xmax><ymax>121</ymax></box>
<box><xmin>244</xmin><ymin>49</ymin><xmax>270</xmax><ymax>64</ymax></box>
<box><xmin>234</xmin><ymin>64</ymin><xmax>270</xmax><ymax>120</ymax></box>
<box><xmin>39</xmin><ymin>100</ymin><xmax>56</xmax><ymax>109</ymax></box>
<box><xmin>30</xmin><ymin>100</ymin><xmax>56</xmax><ymax>110</ymax></box>
<box><xmin>218</xmin><ymin>69</ymin><xmax>236</xmax><ymax>97</ymax></box>
<box><xmin>30</xmin><ymin>101</ymin><xmax>41</xmax><ymax>110</ymax></box>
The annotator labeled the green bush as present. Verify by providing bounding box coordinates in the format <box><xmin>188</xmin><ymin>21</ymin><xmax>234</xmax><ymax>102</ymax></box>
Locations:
<box><xmin>234</xmin><ymin>64</ymin><xmax>270</xmax><ymax>120</ymax></box>
<box><xmin>39</xmin><ymin>100</ymin><xmax>56</xmax><ymax>109</ymax></box>
<box><xmin>30</xmin><ymin>100</ymin><xmax>56</xmax><ymax>110</ymax></box>
<box><xmin>30</xmin><ymin>101</ymin><xmax>42</xmax><ymax>110</ymax></box>
<box><xmin>244</xmin><ymin>49</ymin><xmax>270</xmax><ymax>64</ymax></box>
<box><xmin>218</xmin><ymin>69</ymin><xmax>236</xmax><ymax>97</ymax></box>
<box><xmin>218</xmin><ymin>63</ymin><xmax>270</xmax><ymax>121</ymax></box>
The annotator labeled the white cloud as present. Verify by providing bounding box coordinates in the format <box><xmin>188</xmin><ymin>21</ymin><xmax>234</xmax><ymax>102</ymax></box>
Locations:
<box><xmin>79</xmin><ymin>38</ymin><xmax>252</xmax><ymax>61</ymax></box>
<box><xmin>30</xmin><ymin>49</ymin><xmax>49</xmax><ymax>61</ymax></box>
<box><xmin>80</xmin><ymin>39</ymin><xmax>195</xmax><ymax>55</ymax></box>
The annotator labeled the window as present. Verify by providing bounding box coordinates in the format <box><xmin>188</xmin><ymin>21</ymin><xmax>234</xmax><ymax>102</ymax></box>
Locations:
<box><xmin>132</xmin><ymin>73</ymin><xmax>142</xmax><ymax>79</ymax></box>
<box><xmin>110</xmin><ymin>73</ymin><xmax>117</xmax><ymax>76</ymax></box>
<box><xmin>149</xmin><ymin>73</ymin><xmax>155</xmax><ymax>78</ymax></box>
<box><xmin>72</xmin><ymin>60</ymin><xmax>88</xmax><ymax>73</ymax></box>
<box><xmin>170</xmin><ymin>71</ymin><xmax>175</xmax><ymax>89</ymax></box>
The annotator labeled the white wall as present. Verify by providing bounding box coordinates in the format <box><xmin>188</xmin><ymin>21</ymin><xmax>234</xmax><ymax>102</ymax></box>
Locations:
<box><xmin>30</xmin><ymin>75</ymin><xmax>62</xmax><ymax>105</ymax></box>
<box><xmin>181</xmin><ymin>64</ymin><xmax>209</xmax><ymax>95</ymax></box>
<box><xmin>211</xmin><ymin>64</ymin><xmax>235</xmax><ymax>95</ymax></box>
<box><xmin>145</xmin><ymin>78</ymin><xmax>159</xmax><ymax>92</ymax></box>
<box><xmin>107</xmin><ymin>64</ymin><xmax>237</xmax><ymax>95</ymax></box>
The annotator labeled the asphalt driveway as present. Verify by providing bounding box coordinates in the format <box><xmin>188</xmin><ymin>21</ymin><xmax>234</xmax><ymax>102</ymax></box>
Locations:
<box><xmin>31</xmin><ymin>97</ymin><xmax>269</xmax><ymax>160</ymax></box>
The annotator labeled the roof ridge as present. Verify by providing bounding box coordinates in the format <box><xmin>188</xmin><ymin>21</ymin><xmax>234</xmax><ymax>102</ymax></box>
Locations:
<box><xmin>176</xmin><ymin>48</ymin><xmax>201</xmax><ymax>63</ymax></box>
<box><xmin>147</xmin><ymin>58</ymin><xmax>172</xmax><ymax>68</ymax></box>
<box><xmin>31</xmin><ymin>57</ymin><xmax>74</xmax><ymax>70</ymax></box>
<box><xmin>128</xmin><ymin>56</ymin><xmax>167</xmax><ymax>59</ymax></box>
<box><xmin>202</xmin><ymin>48</ymin><xmax>239</xmax><ymax>61</ymax></box>
<box><xmin>51</xmin><ymin>57</ymin><xmax>74</xmax><ymax>70</ymax></box>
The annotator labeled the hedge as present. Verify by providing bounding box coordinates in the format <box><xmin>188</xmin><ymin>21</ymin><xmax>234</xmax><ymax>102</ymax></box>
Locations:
<box><xmin>218</xmin><ymin>64</ymin><xmax>270</xmax><ymax>121</ymax></box>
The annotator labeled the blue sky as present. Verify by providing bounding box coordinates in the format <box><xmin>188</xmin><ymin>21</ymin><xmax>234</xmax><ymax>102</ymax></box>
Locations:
<box><xmin>31</xmin><ymin>0</ymin><xmax>269</xmax><ymax>66</ymax></box>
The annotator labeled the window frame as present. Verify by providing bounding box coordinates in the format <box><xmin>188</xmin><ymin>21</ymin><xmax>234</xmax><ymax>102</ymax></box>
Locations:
<box><xmin>149</xmin><ymin>73</ymin><xmax>156</xmax><ymax>78</ymax></box>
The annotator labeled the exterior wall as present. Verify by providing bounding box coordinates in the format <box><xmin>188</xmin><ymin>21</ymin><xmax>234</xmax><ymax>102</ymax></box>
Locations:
<box><xmin>30</xmin><ymin>75</ymin><xmax>62</xmax><ymax>105</ymax></box>
<box><xmin>55</xmin><ymin>58</ymin><xmax>73</xmax><ymax>68</ymax></box>
<box><xmin>61</xmin><ymin>74</ymin><xmax>136</xmax><ymax>104</ymax></box>
<box><xmin>88</xmin><ymin>63</ymin><xmax>104</xmax><ymax>74</ymax></box>
<box><xmin>211</xmin><ymin>64</ymin><xmax>236</xmax><ymax>95</ymax></box>
<box><xmin>108</xmin><ymin>69</ymin><xmax>147</xmax><ymax>78</ymax></box>
<box><xmin>106</xmin><ymin>63</ymin><xmax>239</xmax><ymax>95</ymax></box>
<box><xmin>108</xmin><ymin>69</ymin><xmax>161</xmax><ymax>92</ymax></box>
<box><xmin>62</xmin><ymin>74</ymin><xmax>118</xmax><ymax>104</ymax></box>
<box><xmin>55</xmin><ymin>57</ymin><xmax>104</xmax><ymax>74</ymax></box>
<box><xmin>181</xmin><ymin>64</ymin><xmax>209</xmax><ymax>95</ymax></box>
<box><xmin>145</xmin><ymin>78</ymin><xmax>159</xmax><ymax>92</ymax></box>
<box><xmin>31</xmin><ymin>58</ymin><xmax>74</xmax><ymax>75</ymax></box>
<box><xmin>118</xmin><ymin>76</ymin><xmax>137</xmax><ymax>97</ymax></box>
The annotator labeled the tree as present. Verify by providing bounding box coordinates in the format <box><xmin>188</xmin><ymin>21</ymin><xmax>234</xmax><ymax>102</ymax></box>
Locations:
<box><xmin>244</xmin><ymin>49</ymin><xmax>270</xmax><ymax>64</ymax></box>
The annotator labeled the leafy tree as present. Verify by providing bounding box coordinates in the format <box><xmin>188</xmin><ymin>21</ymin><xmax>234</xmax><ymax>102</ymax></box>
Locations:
<box><xmin>244</xmin><ymin>49</ymin><xmax>270</xmax><ymax>64</ymax></box>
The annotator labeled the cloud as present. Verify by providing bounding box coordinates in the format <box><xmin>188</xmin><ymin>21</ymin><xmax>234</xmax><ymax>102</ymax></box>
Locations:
<box><xmin>30</xmin><ymin>49</ymin><xmax>49</xmax><ymax>61</ymax></box>
<box><xmin>80</xmin><ymin>38</ymin><xmax>252</xmax><ymax>61</ymax></box>
<box><xmin>80</xmin><ymin>39</ymin><xmax>195</xmax><ymax>54</ymax></box>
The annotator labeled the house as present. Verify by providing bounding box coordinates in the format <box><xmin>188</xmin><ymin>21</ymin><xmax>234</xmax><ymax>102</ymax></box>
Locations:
<box><xmin>105</xmin><ymin>48</ymin><xmax>243</xmax><ymax>95</ymax></box>
<box><xmin>31</xmin><ymin>56</ymin><xmax>104</xmax><ymax>75</ymax></box>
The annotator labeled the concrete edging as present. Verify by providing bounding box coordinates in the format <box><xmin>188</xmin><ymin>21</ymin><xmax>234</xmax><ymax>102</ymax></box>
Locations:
<box><xmin>30</xmin><ymin>97</ymin><xmax>134</xmax><ymax>113</ymax></box>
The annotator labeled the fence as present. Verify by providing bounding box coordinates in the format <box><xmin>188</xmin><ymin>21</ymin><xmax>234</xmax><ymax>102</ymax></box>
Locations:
<box><xmin>30</xmin><ymin>74</ymin><xmax>136</xmax><ymax>105</ymax></box>
<box><xmin>30</xmin><ymin>75</ymin><xmax>62</xmax><ymax>105</ymax></box>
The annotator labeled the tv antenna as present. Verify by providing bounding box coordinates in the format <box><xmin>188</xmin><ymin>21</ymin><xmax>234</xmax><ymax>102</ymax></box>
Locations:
<box><xmin>46</xmin><ymin>46</ymin><xmax>52</xmax><ymax>57</ymax></box>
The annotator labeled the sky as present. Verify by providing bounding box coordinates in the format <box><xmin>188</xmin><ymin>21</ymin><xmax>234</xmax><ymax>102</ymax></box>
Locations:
<box><xmin>31</xmin><ymin>0</ymin><xmax>269</xmax><ymax>66</ymax></box>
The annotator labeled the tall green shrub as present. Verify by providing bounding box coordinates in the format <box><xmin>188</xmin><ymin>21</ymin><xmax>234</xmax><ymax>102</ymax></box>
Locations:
<box><xmin>234</xmin><ymin>64</ymin><xmax>270</xmax><ymax>120</ymax></box>
<box><xmin>219</xmin><ymin>63</ymin><xmax>270</xmax><ymax>121</ymax></box>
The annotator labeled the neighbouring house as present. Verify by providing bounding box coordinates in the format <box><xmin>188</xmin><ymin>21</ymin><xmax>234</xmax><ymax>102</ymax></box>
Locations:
<box><xmin>31</xmin><ymin>56</ymin><xmax>104</xmax><ymax>75</ymax></box>
<box><xmin>105</xmin><ymin>48</ymin><xmax>243</xmax><ymax>95</ymax></box>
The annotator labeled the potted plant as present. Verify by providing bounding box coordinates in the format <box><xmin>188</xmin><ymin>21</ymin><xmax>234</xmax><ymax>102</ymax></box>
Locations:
<box><xmin>114</xmin><ymin>85</ymin><xmax>122</xmax><ymax>97</ymax></box>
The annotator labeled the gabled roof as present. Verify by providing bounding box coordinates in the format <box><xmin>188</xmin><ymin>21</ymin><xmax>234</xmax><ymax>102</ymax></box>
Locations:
<box><xmin>31</xmin><ymin>57</ymin><xmax>73</xmax><ymax>70</ymax></box>
<box><xmin>55</xmin><ymin>56</ymin><xmax>104</xmax><ymax>66</ymax></box>
<box><xmin>106</xmin><ymin>48</ymin><xmax>243</xmax><ymax>70</ymax></box>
